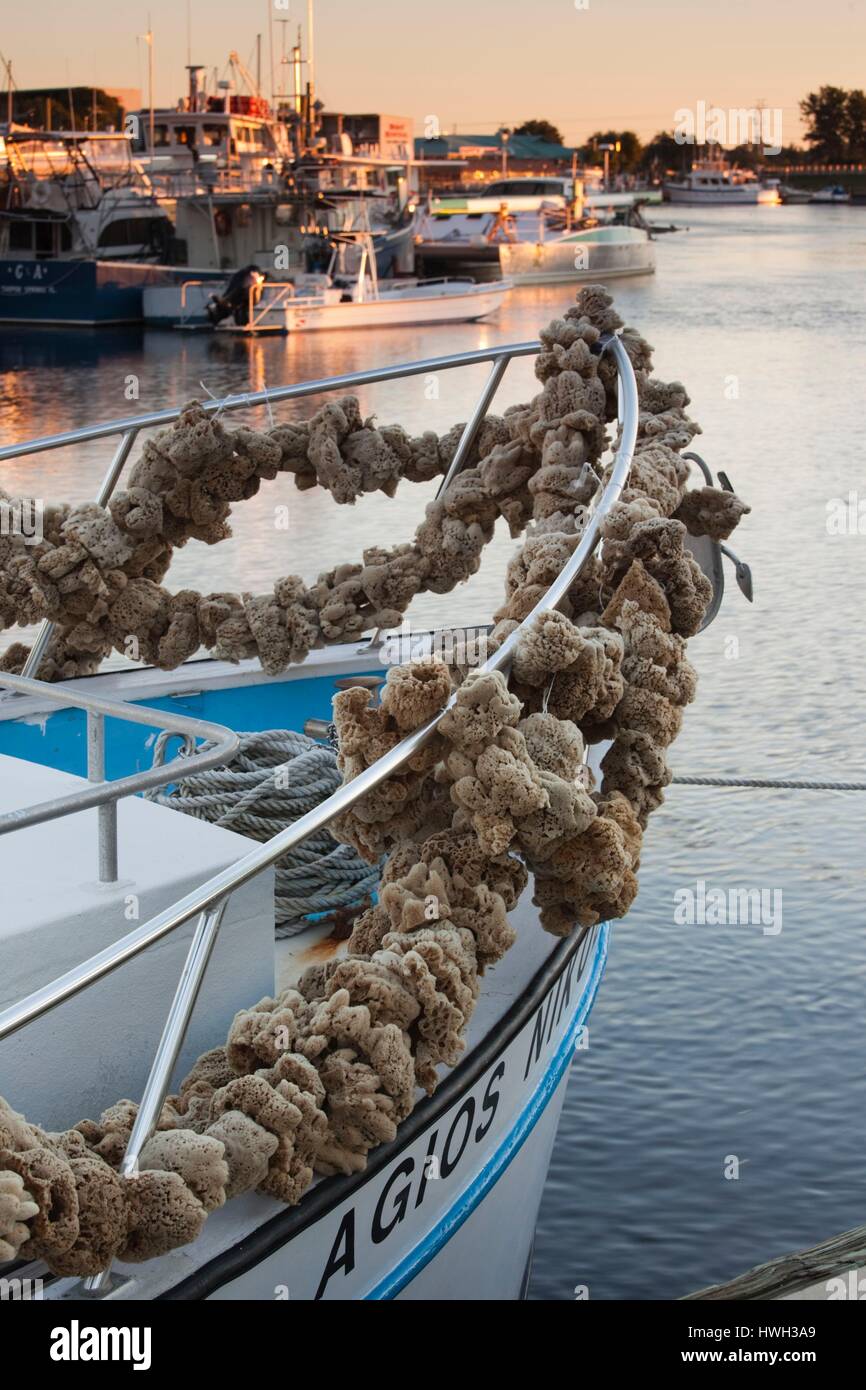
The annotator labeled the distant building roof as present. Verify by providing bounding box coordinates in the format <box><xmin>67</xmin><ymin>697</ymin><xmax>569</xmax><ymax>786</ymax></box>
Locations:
<box><xmin>415</xmin><ymin>132</ymin><xmax>577</xmax><ymax>161</ymax></box>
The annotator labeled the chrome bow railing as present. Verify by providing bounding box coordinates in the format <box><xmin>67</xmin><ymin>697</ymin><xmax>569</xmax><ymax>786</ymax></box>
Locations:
<box><xmin>0</xmin><ymin>675</ymin><xmax>239</xmax><ymax>882</ymax></box>
<box><xmin>0</xmin><ymin>332</ymin><xmax>638</xmax><ymax>1291</ymax></box>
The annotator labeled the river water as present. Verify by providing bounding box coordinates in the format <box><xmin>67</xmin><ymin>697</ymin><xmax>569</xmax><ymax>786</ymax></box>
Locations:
<box><xmin>2</xmin><ymin>203</ymin><xmax>865</xmax><ymax>1299</ymax></box>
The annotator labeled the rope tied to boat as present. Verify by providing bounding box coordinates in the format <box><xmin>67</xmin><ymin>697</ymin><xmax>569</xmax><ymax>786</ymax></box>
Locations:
<box><xmin>672</xmin><ymin>775</ymin><xmax>866</xmax><ymax>791</ymax></box>
<box><xmin>147</xmin><ymin>728</ymin><xmax>380</xmax><ymax>932</ymax></box>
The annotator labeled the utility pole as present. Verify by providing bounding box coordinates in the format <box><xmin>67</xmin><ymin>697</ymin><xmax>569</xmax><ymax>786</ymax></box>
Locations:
<box><xmin>6</xmin><ymin>59</ymin><xmax>12</xmax><ymax>126</ymax></box>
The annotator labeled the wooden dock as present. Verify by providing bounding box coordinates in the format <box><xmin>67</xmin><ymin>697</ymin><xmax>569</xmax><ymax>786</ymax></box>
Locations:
<box><xmin>686</xmin><ymin>1223</ymin><xmax>866</xmax><ymax>1300</ymax></box>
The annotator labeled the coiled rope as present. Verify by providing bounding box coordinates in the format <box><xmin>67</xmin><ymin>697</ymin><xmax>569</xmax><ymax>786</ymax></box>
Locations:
<box><xmin>147</xmin><ymin>729</ymin><xmax>381</xmax><ymax>936</ymax></box>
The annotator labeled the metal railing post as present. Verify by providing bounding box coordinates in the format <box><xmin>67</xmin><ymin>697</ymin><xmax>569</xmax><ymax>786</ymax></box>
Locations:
<box><xmin>21</xmin><ymin>427</ymin><xmax>139</xmax><ymax>680</ymax></box>
<box><xmin>86</xmin><ymin>710</ymin><xmax>118</xmax><ymax>883</ymax></box>
<box><xmin>435</xmin><ymin>354</ymin><xmax>511</xmax><ymax>499</ymax></box>
<box><xmin>84</xmin><ymin>896</ymin><xmax>229</xmax><ymax>1293</ymax></box>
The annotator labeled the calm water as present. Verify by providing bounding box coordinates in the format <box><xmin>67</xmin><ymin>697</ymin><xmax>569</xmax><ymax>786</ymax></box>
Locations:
<box><xmin>2</xmin><ymin>205</ymin><xmax>865</xmax><ymax>1299</ymax></box>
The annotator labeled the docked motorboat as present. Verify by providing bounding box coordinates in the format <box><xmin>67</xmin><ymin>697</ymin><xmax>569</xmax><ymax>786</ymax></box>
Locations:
<box><xmin>779</xmin><ymin>185</ymin><xmax>811</xmax><ymax>205</ymax></box>
<box><xmin>499</xmin><ymin>224</ymin><xmax>655</xmax><ymax>286</ymax></box>
<box><xmin>761</xmin><ymin>177</ymin><xmax>810</xmax><ymax>205</ymax></box>
<box><xmin>415</xmin><ymin>177</ymin><xmax>659</xmax><ymax>274</ymax></box>
<box><xmin>144</xmin><ymin>236</ymin><xmax>511</xmax><ymax>332</ymax></box>
<box><xmin>664</xmin><ymin>160</ymin><xmax>779</xmax><ymax>204</ymax></box>
<box><xmin>809</xmin><ymin>185</ymin><xmax>851</xmax><ymax>204</ymax></box>
<box><xmin>0</xmin><ymin>288</ymin><xmax>751</xmax><ymax>1300</ymax></box>
<box><xmin>0</xmin><ymin>130</ymin><xmax>178</xmax><ymax>325</ymax></box>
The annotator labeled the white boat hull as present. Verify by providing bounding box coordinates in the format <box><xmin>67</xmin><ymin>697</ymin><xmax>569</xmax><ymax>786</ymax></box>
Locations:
<box><xmin>143</xmin><ymin>280</ymin><xmax>512</xmax><ymax>333</ymax></box>
<box><xmin>500</xmin><ymin>229</ymin><xmax>655</xmax><ymax>286</ymax></box>
<box><xmin>199</xmin><ymin>922</ymin><xmax>605</xmax><ymax>1301</ymax></box>
<box><xmin>664</xmin><ymin>184</ymin><xmax>775</xmax><ymax>205</ymax></box>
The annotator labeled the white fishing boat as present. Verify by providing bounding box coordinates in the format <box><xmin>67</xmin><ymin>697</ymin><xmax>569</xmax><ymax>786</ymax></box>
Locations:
<box><xmin>664</xmin><ymin>160</ymin><xmax>779</xmax><ymax>204</ymax></box>
<box><xmin>0</xmin><ymin>295</ymin><xmax>750</xmax><ymax>1301</ymax></box>
<box><xmin>499</xmin><ymin>224</ymin><xmax>655</xmax><ymax>286</ymax></box>
<box><xmin>144</xmin><ymin>235</ymin><xmax>511</xmax><ymax>333</ymax></box>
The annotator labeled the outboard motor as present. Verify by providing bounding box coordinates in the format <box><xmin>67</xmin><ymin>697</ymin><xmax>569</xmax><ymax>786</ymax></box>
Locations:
<box><xmin>206</xmin><ymin>265</ymin><xmax>265</xmax><ymax>327</ymax></box>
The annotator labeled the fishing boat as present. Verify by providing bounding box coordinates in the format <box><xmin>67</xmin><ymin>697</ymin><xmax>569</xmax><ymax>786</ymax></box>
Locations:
<box><xmin>128</xmin><ymin>58</ymin><xmax>292</xmax><ymax>195</ymax></box>
<box><xmin>143</xmin><ymin>235</ymin><xmax>511</xmax><ymax>332</ymax></box>
<box><xmin>498</xmin><ymin>224</ymin><xmax>655</xmax><ymax>286</ymax></box>
<box><xmin>0</xmin><ymin>129</ymin><xmax>182</xmax><ymax>325</ymax></box>
<box><xmin>663</xmin><ymin>160</ymin><xmax>779</xmax><ymax>204</ymax></box>
<box><xmin>0</xmin><ymin>296</ymin><xmax>750</xmax><ymax>1300</ymax></box>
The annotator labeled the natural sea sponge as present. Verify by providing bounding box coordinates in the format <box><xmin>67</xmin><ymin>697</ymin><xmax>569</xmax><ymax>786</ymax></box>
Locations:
<box><xmin>48</xmin><ymin>1154</ymin><xmax>127</xmax><ymax>1277</ymax></box>
<box><xmin>512</xmin><ymin>610</ymin><xmax>586</xmax><ymax>687</ymax></box>
<box><xmin>226</xmin><ymin>990</ymin><xmax>309</xmax><ymax>1074</ymax></box>
<box><xmin>0</xmin><ymin>1170</ymin><xmax>39</xmax><ymax>1262</ymax></box>
<box><xmin>533</xmin><ymin>791</ymin><xmax>642</xmax><ymax>933</ymax></box>
<box><xmin>119</xmin><ymin>1169</ymin><xmax>206</xmax><ymax>1262</ymax></box>
<box><xmin>0</xmin><ymin>1143</ymin><xmax>79</xmax><ymax>1262</ymax></box>
<box><xmin>447</xmin><ymin>725</ymin><xmax>548</xmax><ymax>856</ymax></box>
<box><xmin>379</xmin><ymin>656</ymin><xmax>452</xmax><ymax>731</ymax></box>
<box><xmin>618</xmin><ymin>517</ymin><xmax>713</xmax><ymax>636</ymax></box>
<box><xmin>138</xmin><ymin>1130</ymin><xmax>229</xmax><ymax>1214</ymax></box>
<box><xmin>204</xmin><ymin>1111</ymin><xmax>278</xmax><ymax>1199</ymax></box>
<box><xmin>674</xmin><ymin>485</ymin><xmax>750</xmax><ymax>541</ymax></box>
<box><xmin>439</xmin><ymin>669</ymin><xmax>522</xmax><ymax>751</ymax></box>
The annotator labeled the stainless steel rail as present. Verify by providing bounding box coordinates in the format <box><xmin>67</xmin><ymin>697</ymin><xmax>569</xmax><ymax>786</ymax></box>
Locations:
<box><xmin>0</xmin><ymin>672</ymin><xmax>239</xmax><ymax>880</ymax></box>
<box><xmin>0</xmin><ymin>333</ymin><xmax>635</xmax><ymax>1040</ymax></box>
<box><xmin>0</xmin><ymin>332</ymin><xmax>638</xmax><ymax>1291</ymax></box>
<box><xmin>3</xmin><ymin>341</ymin><xmax>539</xmax><ymax>679</ymax></box>
<box><xmin>0</xmin><ymin>343</ymin><xmax>541</xmax><ymax>462</ymax></box>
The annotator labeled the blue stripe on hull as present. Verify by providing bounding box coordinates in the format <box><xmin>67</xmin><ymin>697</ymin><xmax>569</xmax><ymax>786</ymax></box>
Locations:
<box><xmin>365</xmin><ymin>924</ymin><xmax>609</xmax><ymax>1300</ymax></box>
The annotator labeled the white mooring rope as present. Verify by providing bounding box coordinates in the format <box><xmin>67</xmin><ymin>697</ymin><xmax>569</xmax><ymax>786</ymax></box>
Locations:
<box><xmin>147</xmin><ymin>729</ymin><xmax>381</xmax><ymax>936</ymax></box>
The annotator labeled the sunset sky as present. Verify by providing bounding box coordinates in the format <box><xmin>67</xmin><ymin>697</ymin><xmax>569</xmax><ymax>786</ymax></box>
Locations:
<box><xmin>3</xmin><ymin>0</ymin><xmax>864</xmax><ymax>147</ymax></box>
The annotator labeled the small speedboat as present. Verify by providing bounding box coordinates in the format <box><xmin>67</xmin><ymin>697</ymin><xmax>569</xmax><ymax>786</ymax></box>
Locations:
<box><xmin>143</xmin><ymin>270</ymin><xmax>512</xmax><ymax>334</ymax></box>
<box><xmin>809</xmin><ymin>185</ymin><xmax>851</xmax><ymax>204</ymax></box>
<box><xmin>144</xmin><ymin>232</ymin><xmax>512</xmax><ymax>333</ymax></box>
<box><xmin>499</xmin><ymin>224</ymin><xmax>655</xmax><ymax>286</ymax></box>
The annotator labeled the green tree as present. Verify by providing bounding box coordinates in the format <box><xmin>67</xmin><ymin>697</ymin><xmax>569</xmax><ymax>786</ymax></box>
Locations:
<box><xmin>844</xmin><ymin>89</ymin><xmax>866</xmax><ymax>161</ymax></box>
<box><xmin>800</xmin><ymin>86</ymin><xmax>849</xmax><ymax>161</ymax></box>
<box><xmin>513</xmin><ymin>119</ymin><xmax>565</xmax><ymax>147</ymax></box>
<box><xmin>581</xmin><ymin>130</ymin><xmax>643</xmax><ymax>173</ymax></box>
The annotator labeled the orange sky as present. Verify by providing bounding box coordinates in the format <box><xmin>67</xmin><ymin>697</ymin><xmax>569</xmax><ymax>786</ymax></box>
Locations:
<box><xmin>3</xmin><ymin>0</ymin><xmax>864</xmax><ymax>146</ymax></box>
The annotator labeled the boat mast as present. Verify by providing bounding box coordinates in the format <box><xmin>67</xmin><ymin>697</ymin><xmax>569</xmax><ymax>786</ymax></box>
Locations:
<box><xmin>307</xmin><ymin>0</ymin><xmax>315</xmax><ymax>95</ymax></box>
<box><xmin>141</xmin><ymin>20</ymin><xmax>155</xmax><ymax>158</ymax></box>
<box><xmin>267</xmin><ymin>0</ymin><xmax>276</xmax><ymax>110</ymax></box>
